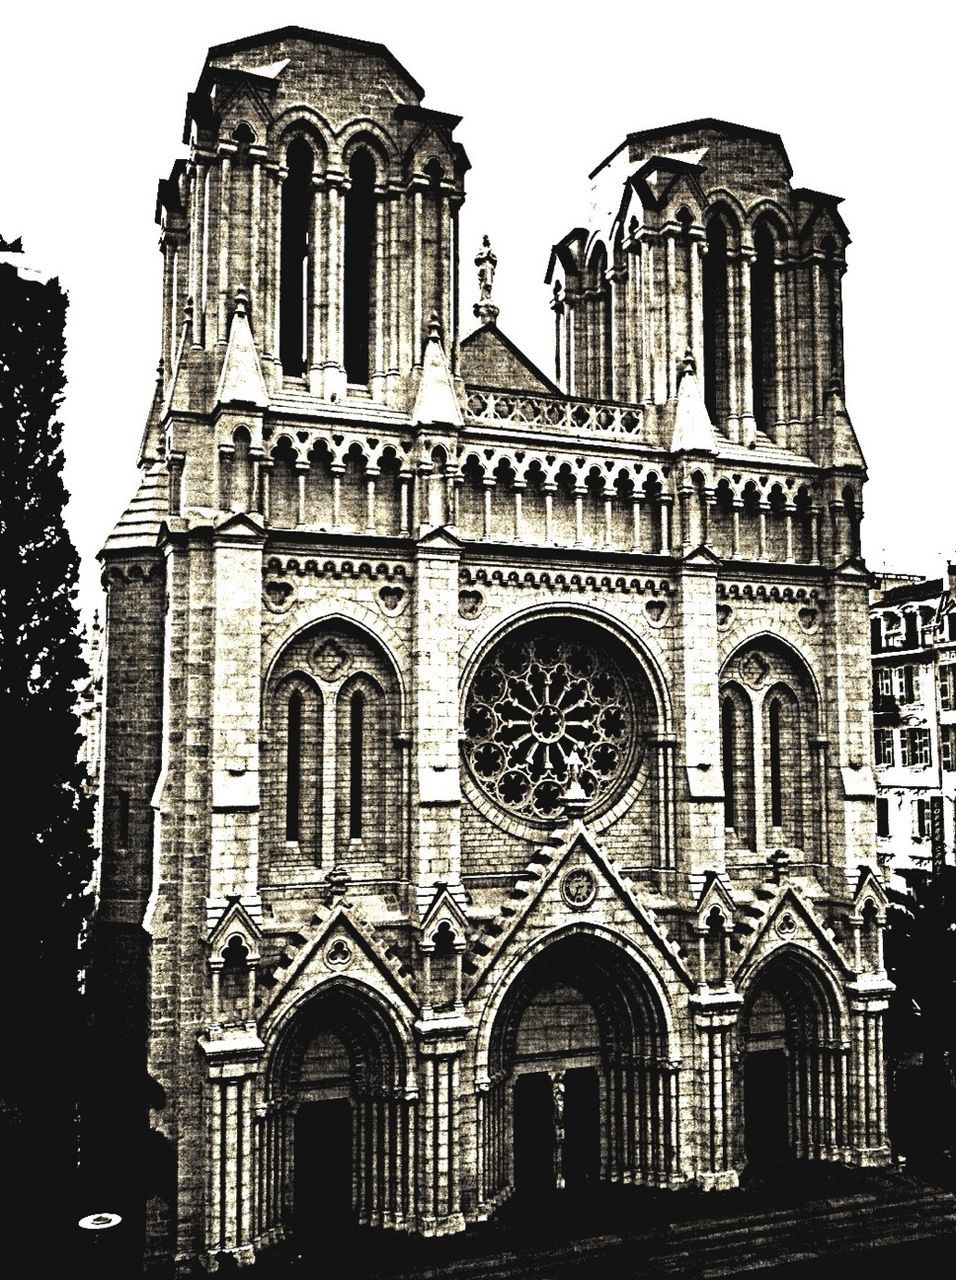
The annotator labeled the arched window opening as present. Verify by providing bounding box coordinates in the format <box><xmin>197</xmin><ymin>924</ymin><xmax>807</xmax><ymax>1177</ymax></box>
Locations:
<box><xmin>842</xmin><ymin>485</ymin><xmax>860</xmax><ymax>559</ymax></box>
<box><xmin>344</xmin><ymin>148</ymin><xmax>376</xmax><ymax>385</ymax></box>
<box><xmin>722</xmin><ymin>696</ymin><xmax>736</xmax><ymax>830</ymax></box>
<box><xmin>280</xmin><ymin>137</ymin><xmax>314</xmax><ymax>375</ymax></box>
<box><xmin>286</xmin><ymin>690</ymin><xmax>303</xmax><ymax>841</ymax></box>
<box><xmin>769</xmin><ymin>699</ymin><xmax>783</xmax><ymax>829</ymax></box>
<box><xmin>601</xmin><ymin>268</ymin><xmax>613</xmax><ymax>400</ymax></box>
<box><xmin>349</xmin><ymin>690</ymin><xmax>365</xmax><ymax>839</ymax></box>
<box><xmin>751</xmin><ymin>222</ymin><xmax>777</xmax><ymax>436</ymax></box>
<box><xmin>220</xmin><ymin>935</ymin><xmax>250</xmax><ymax>1019</ymax></box>
<box><xmin>703</xmin><ymin>217</ymin><xmax>730</xmax><ymax>427</ymax></box>
<box><xmin>705</xmin><ymin>907</ymin><xmax>728</xmax><ymax>988</ymax></box>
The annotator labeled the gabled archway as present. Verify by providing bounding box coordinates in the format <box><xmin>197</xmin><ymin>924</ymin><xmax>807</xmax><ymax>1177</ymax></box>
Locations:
<box><xmin>479</xmin><ymin>930</ymin><xmax>676</xmax><ymax>1216</ymax></box>
<box><xmin>261</xmin><ymin>979</ymin><xmax>414</xmax><ymax>1246</ymax></box>
<box><xmin>740</xmin><ymin>947</ymin><xmax>846</xmax><ymax>1171</ymax></box>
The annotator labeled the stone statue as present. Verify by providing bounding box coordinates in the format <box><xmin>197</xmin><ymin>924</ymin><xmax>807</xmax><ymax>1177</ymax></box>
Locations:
<box><xmin>473</xmin><ymin>235</ymin><xmax>500</xmax><ymax>324</ymax></box>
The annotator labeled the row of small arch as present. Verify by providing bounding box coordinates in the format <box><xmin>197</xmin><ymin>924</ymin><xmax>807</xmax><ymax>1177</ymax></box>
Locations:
<box><xmin>243</xmin><ymin>428</ymin><xmax>832</xmax><ymax>504</ymax></box>
<box><xmin>225</xmin><ymin>107</ymin><xmax>459</xmax><ymax>189</ymax></box>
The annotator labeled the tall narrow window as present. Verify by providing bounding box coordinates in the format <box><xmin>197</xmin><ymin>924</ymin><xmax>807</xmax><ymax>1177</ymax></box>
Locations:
<box><xmin>344</xmin><ymin>148</ymin><xmax>375</xmax><ymax>384</ymax></box>
<box><xmin>280</xmin><ymin>137</ymin><xmax>313</xmax><ymax>375</ymax></box>
<box><xmin>286</xmin><ymin>691</ymin><xmax>302</xmax><ymax>840</ymax></box>
<box><xmin>703</xmin><ymin>218</ymin><xmax>729</xmax><ymax>426</ymax></box>
<box><xmin>722</xmin><ymin>696</ymin><xmax>736</xmax><ymax>829</ymax></box>
<box><xmin>349</xmin><ymin>690</ymin><xmax>364</xmax><ymax>839</ymax></box>
<box><xmin>751</xmin><ymin>222</ymin><xmax>777</xmax><ymax>435</ymax></box>
<box><xmin>769</xmin><ymin>699</ymin><xmax>783</xmax><ymax>828</ymax></box>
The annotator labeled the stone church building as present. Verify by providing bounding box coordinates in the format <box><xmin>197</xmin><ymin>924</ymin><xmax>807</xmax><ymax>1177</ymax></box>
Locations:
<box><xmin>93</xmin><ymin>24</ymin><xmax>892</xmax><ymax>1273</ymax></box>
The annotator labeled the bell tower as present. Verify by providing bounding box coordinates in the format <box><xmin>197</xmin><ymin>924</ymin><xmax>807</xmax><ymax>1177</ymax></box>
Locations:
<box><xmin>156</xmin><ymin>27</ymin><xmax>468</xmax><ymax>407</ymax></box>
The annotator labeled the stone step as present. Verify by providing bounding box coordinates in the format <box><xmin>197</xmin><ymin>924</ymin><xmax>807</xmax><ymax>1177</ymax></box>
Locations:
<box><xmin>372</xmin><ymin>1186</ymin><xmax>956</xmax><ymax>1280</ymax></box>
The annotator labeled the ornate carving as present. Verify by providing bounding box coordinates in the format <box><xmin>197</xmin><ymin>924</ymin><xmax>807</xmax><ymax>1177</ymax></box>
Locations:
<box><xmin>561</xmin><ymin>867</ymin><xmax>597</xmax><ymax>910</ymax></box>
<box><xmin>740</xmin><ymin>650</ymin><xmax>770</xmax><ymax>689</ymax></box>
<box><xmin>716</xmin><ymin>603</ymin><xmax>733</xmax><ymax>630</ymax></box>
<box><xmin>263</xmin><ymin>579</ymin><xmax>295</xmax><ymax>613</ymax></box>
<box><xmin>377</xmin><ymin>585</ymin><xmax>405</xmax><ymax>615</ymax></box>
<box><xmin>310</xmin><ymin>638</ymin><xmax>350</xmax><ymax>681</ymax></box>
<box><xmin>324</xmin><ymin>937</ymin><xmax>353</xmax><ymax>969</ymax></box>
<box><xmin>458</xmin><ymin>589</ymin><xmax>484</xmax><ymax>619</ymax></box>
<box><xmin>463</xmin><ymin>627</ymin><xmax>638</xmax><ymax>821</ymax></box>
<box><xmin>775</xmin><ymin>911</ymin><xmax>798</xmax><ymax>940</ymax></box>
<box><xmin>645</xmin><ymin>599</ymin><xmax>668</xmax><ymax>625</ymax></box>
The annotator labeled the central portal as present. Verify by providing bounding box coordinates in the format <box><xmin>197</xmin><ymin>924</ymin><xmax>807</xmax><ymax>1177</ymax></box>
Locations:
<box><xmin>513</xmin><ymin>1066</ymin><xmax>600</xmax><ymax>1200</ymax></box>
<box><xmin>480</xmin><ymin>931</ymin><xmax>674</xmax><ymax>1215</ymax></box>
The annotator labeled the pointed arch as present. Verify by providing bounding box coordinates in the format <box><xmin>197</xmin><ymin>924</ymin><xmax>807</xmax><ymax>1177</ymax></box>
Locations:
<box><xmin>280</xmin><ymin>135</ymin><xmax>314</xmax><ymax>375</ymax></box>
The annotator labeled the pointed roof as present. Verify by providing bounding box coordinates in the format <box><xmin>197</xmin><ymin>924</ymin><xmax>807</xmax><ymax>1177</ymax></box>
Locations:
<box><xmin>216</xmin><ymin>290</ymin><xmax>269</xmax><ymax>409</ymax></box>
<box><xmin>460</xmin><ymin>323</ymin><xmax>562</xmax><ymax>396</ymax></box>
<box><xmin>100</xmin><ymin>462</ymin><xmax>169</xmax><ymax>553</ymax></box>
<box><xmin>411</xmin><ymin>313</ymin><xmax>463</xmax><ymax>427</ymax></box>
<box><xmin>671</xmin><ymin>352</ymin><xmax>717</xmax><ymax>454</ymax></box>
<box><xmin>137</xmin><ymin>364</ymin><xmax>166</xmax><ymax>465</ymax></box>
<box><xmin>820</xmin><ymin>373</ymin><xmax>865</xmax><ymax>470</ymax></box>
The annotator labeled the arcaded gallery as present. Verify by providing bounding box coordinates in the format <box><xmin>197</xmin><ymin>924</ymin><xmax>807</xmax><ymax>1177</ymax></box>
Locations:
<box><xmin>92</xmin><ymin>25</ymin><xmax>892</xmax><ymax>1273</ymax></box>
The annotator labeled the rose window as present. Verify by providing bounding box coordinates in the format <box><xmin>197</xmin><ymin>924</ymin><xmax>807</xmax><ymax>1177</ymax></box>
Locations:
<box><xmin>463</xmin><ymin>626</ymin><xmax>641</xmax><ymax>822</ymax></box>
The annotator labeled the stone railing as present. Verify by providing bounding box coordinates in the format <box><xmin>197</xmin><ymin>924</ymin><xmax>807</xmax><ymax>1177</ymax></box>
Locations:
<box><xmin>465</xmin><ymin>390</ymin><xmax>643</xmax><ymax>437</ymax></box>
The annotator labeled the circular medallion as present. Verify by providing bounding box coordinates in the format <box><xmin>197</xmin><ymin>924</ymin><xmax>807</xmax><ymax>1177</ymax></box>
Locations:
<box><xmin>562</xmin><ymin>867</ymin><xmax>597</xmax><ymax>910</ymax></box>
<box><xmin>775</xmin><ymin>911</ymin><xmax>797</xmax><ymax>940</ymax></box>
<box><xmin>462</xmin><ymin>625</ymin><xmax>640</xmax><ymax>823</ymax></box>
<box><xmin>324</xmin><ymin>937</ymin><xmax>353</xmax><ymax>969</ymax></box>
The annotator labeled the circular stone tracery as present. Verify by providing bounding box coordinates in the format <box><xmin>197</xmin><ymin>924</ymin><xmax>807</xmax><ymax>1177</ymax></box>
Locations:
<box><xmin>463</xmin><ymin>624</ymin><xmax>642</xmax><ymax>822</ymax></box>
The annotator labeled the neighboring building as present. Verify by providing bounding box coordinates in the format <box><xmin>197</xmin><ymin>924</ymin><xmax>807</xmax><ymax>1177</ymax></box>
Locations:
<box><xmin>870</xmin><ymin>565</ymin><xmax>956</xmax><ymax>881</ymax></box>
<box><xmin>92</xmin><ymin>27</ymin><xmax>894</xmax><ymax>1274</ymax></box>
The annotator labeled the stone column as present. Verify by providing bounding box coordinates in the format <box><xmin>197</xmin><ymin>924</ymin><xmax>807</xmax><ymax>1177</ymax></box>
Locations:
<box><xmin>323</xmin><ymin>178</ymin><xmax>347</xmax><ymax>400</ymax></box>
<box><xmin>845</xmin><ymin>984</ymin><xmax>892</xmax><ymax>1167</ymax></box>
<box><xmin>413</xmin><ymin>531</ymin><xmax>463</xmax><ymax>908</ymax></box>
<box><xmin>738</xmin><ymin>251</ymin><xmax>755</xmax><ymax>445</ymax></box>
<box><xmin>208</xmin><ymin>518</ymin><xmax>266</xmax><ymax>921</ymax></box>
<box><xmin>200</xmin><ymin>1034</ymin><xmax>264</xmax><ymax>1268</ymax></box>
<box><xmin>415</xmin><ymin>1025</ymin><xmax>468</xmax><ymax>1237</ymax></box>
<box><xmin>692</xmin><ymin>993</ymin><xmax>742</xmax><ymax>1189</ymax></box>
<box><xmin>216</xmin><ymin>147</ymin><xmax>234</xmax><ymax>346</ymax></box>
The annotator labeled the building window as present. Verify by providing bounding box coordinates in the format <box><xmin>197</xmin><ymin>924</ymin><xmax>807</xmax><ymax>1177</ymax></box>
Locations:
<box><xmin>280</xmin><ymin>137</ymin><xmax>314</xmax><ymax>376</ymax></box>
<box><xmin>897</xmin><ymin>665</ymin><xmax>920</xmax><ymax>704</ymax></box>
<box><xmin>769</xmin><ymin>699</ymin><xmax>783</xmax><ymax>827</ymax></box>
<box><xmin>703</xmin><ymin>217</ymin><xmax>730</xmax><ymax>427</ymax></box>
<box><xmin>870</xmin><ymin>616</ymin><xmax>883</xmax><ymax>653</ymax></box>
<box><xmin>751</xmin><ymin>221</ymin><xmax>777</xmax><ymax>435</ymax></box>
<box><xmin>900</xmin><ymin>727</ymin><xmax>931</xmax><ymax>768</ymax></box>
<box><xmin>948</xmin><ymin>613</ymin><xmax>956</xmax><ymax>641</ymax></box>
<box><xmin>913</xmin><ymin>797</ymin><xmax>931</xmax><ymax>839</ymax></box>
<box><xmin>874</xmin><ymin>728</ymin><xmax>894</xmax><ymax>768</ymax></box>
<box><xmin>285</xmin><ymin>691</ymin><xmax>303</xmax><ymax>841</ymax></box>
<box><xmin>343</xmin><ymin>148</ymin><xmax>376</xmax><ymax>385</ymax></box>
<box><xmin>876</xmin><ymin>796</ymin><xmax>889</xmax><ymax>837</ymax></box>
<box><xmin>873</xmin><ymin>667</ymin><xmax>892</xmax><ymax>707</ymax></box>
<box><xmin>349</xmin><ymin>690</ymin><xmax>365</xmax><ymax>839</ymax></box>
<box><xmin>722</xmin><ymin>696</ymin><xmax>736</xmax><ymax>830</ymax></box>
<box><xmin>904</xmin><ymin>612</ymin><xmax>920</xmax><ymax>649</ymax></box>
<box><xmin>940</xmin><ymin>663</ymin><xmax>956</xmax><ymax>712</ymax></box>
<box><xmin>942</xmin><ymin>725</ymin><xmax>956</xmax><ymax>772</ymax></box>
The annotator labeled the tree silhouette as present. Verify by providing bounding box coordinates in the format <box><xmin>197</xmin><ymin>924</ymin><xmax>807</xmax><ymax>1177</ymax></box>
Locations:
<box><xmin>0</xmin><ymin>249</ymin><xmax>95</xmax><ymax>1247</ymax></box>
<box><xmin>885</xmin><ymin>866</ymin><xmax>956</xmax><ymax>1164</ymax></box>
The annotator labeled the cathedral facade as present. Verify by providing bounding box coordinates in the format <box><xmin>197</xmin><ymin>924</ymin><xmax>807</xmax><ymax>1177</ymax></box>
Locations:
<box><xmin>95</xmin><ymin>25</ymin><xmax>892</xmax><ymax>1273</ymax></box>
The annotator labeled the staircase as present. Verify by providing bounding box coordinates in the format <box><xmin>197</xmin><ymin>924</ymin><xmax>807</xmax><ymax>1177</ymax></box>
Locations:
<box><xmin>359</xmin><ymin>1175</ymin><xmax>955</xmax><ymax>1279</ymax></box>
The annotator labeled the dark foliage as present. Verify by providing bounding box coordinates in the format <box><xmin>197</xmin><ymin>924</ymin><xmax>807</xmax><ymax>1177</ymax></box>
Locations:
<box><xmin>885</xmin><ymin>867</ymin><xmax>956</xmax><ymax>1162</ymax></box>
<box><xmin>0</xmin><ymin>259</ymin><xmax>95</xmax><ymax>1244</ymax></box>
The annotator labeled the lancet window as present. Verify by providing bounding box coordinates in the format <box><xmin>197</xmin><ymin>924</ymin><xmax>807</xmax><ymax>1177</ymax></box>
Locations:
<box><xmin>344</xmin><ymin>148</ymin><xmax>376</xmax><ymax>385</ymax></box>
<box><xmin>280</xmin><ymin>137</ymin><xmax>314</xmax><ymax>375</ymax></box>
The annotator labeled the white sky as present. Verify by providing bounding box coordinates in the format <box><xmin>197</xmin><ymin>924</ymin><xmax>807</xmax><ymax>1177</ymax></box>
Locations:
<box><xmin>4</xmin><ymin>1</ymin><xmax>953</xmax><ymax>614</ymax></box>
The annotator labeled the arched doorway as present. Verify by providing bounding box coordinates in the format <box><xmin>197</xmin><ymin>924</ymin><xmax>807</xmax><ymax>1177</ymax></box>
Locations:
<box><xmin>480</xmin><ymin>931</ymin><xmax>675</xmax><ymax>1214</ymax></box>
<box><xmin>741</xmin><ymin>949</ymin><xmax>845</xmax><ymax>1172</ymax></box>
<box><xmin>262</xmin><ymin>981</ymin><xmax>412</xmax><ymax>1250</ymax></box>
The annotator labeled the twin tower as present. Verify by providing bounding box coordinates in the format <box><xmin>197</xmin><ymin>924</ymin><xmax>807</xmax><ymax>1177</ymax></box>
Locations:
<box><xmin>94</xmin><ymin>25</ymin><xmax>888</xmax><ymax>1277</ymax></box>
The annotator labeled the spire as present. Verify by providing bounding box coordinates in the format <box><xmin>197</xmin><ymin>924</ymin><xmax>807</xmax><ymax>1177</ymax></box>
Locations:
<box><xmin>137</xmin><ymin>361</ymin><xmax>166</xmax><ymax>465</ymax></box>
<box><xmin>820</xmin><ymin>366</ymin><xmax>864</xmax><ymax>470</ymax></box>
<box><xmin>473</xmin><ymin>234</ymin><xmax>499</xmax><ymax>326</ymax></box>
<box><xmin>411</xmin><ymin>312</ymin><xmax>463</xmax><ymax>427</ymax></box>
<box><xmin>671</xmin><ymin>350</ymin><xmax>717</xmax><ymax>454</ymax></box>
<box><xmin>215</xmin><ymin>288</ymin><xmax>269</xmax><ymax>409</ymax></box>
